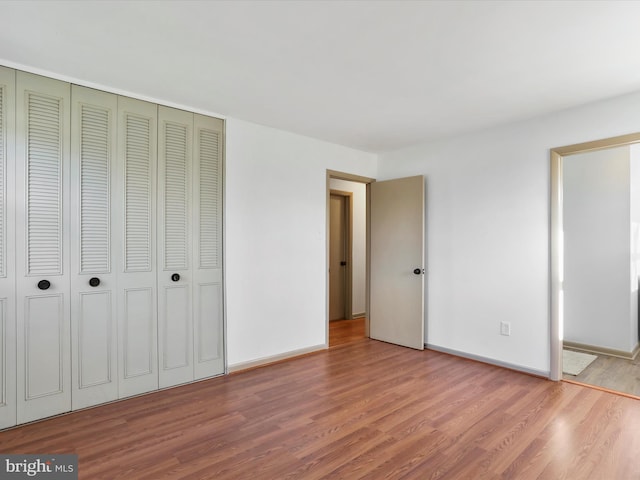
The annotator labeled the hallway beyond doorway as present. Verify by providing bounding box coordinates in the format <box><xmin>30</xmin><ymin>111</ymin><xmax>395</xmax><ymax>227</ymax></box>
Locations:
<box><xmin>329</xmin><ymin>317</ymin><xmax>365</xmax><ymax>347</ymax></box>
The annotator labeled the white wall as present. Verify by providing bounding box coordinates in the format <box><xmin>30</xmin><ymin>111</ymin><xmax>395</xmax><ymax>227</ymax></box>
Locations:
<box><xmin>225</xmin><ymin>119</ymin><xmax>376</xmax><ymax>367</ymax></box>
<box><xmin>12</xmin><ymin>59</ymin><xmax>640</xmax><ymax>376</ymax></box>
<box><xmin>329</xmin><ymin>178</ymin><xmax>367</xmax><ymax>316</ymax></box>
<box><xmin>563</xmin><ymin>147</ymin><xmax>631</xmax><ymax>351</ymax></box>
<box><xmin>378</xmin><ymin>89</ymin><xmax>640</xmax><ymax>375</ymax></box>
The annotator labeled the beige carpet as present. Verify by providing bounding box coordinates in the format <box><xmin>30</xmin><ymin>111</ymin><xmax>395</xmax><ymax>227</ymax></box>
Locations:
<box><xmin>563</xmin><ymin>350</ymin><xmax>597</xmax><ymax>376</ymax></box>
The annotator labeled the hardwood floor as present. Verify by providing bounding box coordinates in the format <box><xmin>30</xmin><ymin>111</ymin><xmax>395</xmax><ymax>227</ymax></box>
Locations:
<box><xmin>329</xmin><ymin>317</ymin><xmax>365</xmax><ymax>346</ymax></box>
<box><xmin>563</xmin><ymin>349</ymin><xmax>640</xmax><ymax>397</ymax></box>
<box><xmin>2</xmin><ymin>339</ymin><xmax>640</xmax><ymax>479</ymax></box>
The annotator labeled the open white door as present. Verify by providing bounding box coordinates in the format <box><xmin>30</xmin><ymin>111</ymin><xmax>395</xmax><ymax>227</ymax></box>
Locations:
<box><xmin>370</xmin><ymin>175</ymin><xmax>425</xmax><ymax>350</ymax></box>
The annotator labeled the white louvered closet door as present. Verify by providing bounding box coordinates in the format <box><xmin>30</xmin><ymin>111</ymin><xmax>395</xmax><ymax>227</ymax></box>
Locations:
<box><xmin>70</xmin><ymin>86</ymin><xmax>118</xmax><ymax>409</ymax></box>
<box><xmin>158</xmin><ymin>106</ymin><xmax>193</xmax><ymax>388</ymax></box>
<box><xmin>15</xmin><ymin>72</ymin><xmax>71</xmax><ymax>424</ymax></box>
<box><xmin>116</xmin><ymin>96</ymin><xmax>158</xmax><ymax>398</ymax></box>
<box><xmin>0</xmin><ymin>66</ymin><xmax>16</xmax><ymax>429</ymax></box>
<box><xmin>193</xmin><ymin>114</ymin><xmax>224</xmax><ymax>379</ymax></box>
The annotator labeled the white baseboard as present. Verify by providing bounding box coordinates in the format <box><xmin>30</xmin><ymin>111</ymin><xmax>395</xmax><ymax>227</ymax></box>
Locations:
<box><xmin>426</xmin><ymin>343</ymin><xmax>550</xmax><ymax>378</ymax></box>
<box><xmin>563</xmin><ymin>340</ymin><xmax>640</xmax><ymax>360</ymax></box>
<box><xmin>228</xmin><ymin>344</ymin><xmax>327</xmax><ymax>373</ymax></box>
<box><xmin>228</xmin><ymin>341</ymin><xmax>550</xmax><ymax>379</ymax></box>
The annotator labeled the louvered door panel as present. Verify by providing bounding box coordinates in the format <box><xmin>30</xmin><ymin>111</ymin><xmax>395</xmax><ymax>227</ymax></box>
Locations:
<box><xmin>124</xmin><ymin>114</ymin><xmax>153</xmax><ymax>272</ymax></box>
<box><xmin>0</xmin><ymin>66</ymin><xmax>16</xmax><ymax>429</ymax></box>
<box><xmin>116</xmin><ymin>96</ymin><xmax>158</xmax><ymax>398</ymax></box>
<box><xmin>163</xmin><ymin>121</ymin><xmax>189</xmax><ymax>270</ymax></box>
<box><xmin>193</xmin><ymin>114</ymin><xmax>224</xmax><ymax>379</ymax></box>
<box><xmin>80</xmin><ymin>104</ymin><xmax>111</xmax><ymax>272</ymax></box>
<box><xmin>157</xmin><ymin>106</ymin><xmax>193</xmax><ymax>388</ymax></box>
<box><xmin>15</xmin><ymin>71</ymin><xmax>71</xmax><ymax>424</ymax></box>
<box><xmin>70</xmin><ymin>85</ymin><xmax>118</xmax><ymax>409</ymax></box>
<box><xmin>198</xmin><ymin>128</ymin><xmax>222</xmax><ymax>269</ymax></box>
<box><xmin>26</xmin><ymin>93</ymin><xmax>63</xmax><ymax>274</ymax></box>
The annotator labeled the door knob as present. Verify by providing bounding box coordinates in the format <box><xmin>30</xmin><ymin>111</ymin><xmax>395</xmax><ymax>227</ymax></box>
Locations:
<box><xmin>89</xmin><ymin>277</ymin><xmax>101</xmax><ymax>287</ymax></box>
<box><xmin>413</xmin><ymin>268</ymin><xmax>423</xmax><ymax>275</ymax></box>
<box><xmin>37</xmin><ymin>280</ymin><xmax>51</xmax><ymax>290</ymax></box>
<box><xmin>171</xmin><ymin>273</ymin><xmax>180</xmax><ymax>282</ymax></box>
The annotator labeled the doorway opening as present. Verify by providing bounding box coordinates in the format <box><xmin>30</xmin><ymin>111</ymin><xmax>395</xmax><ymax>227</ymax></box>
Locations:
<box><xmin>326</xmin><ymin>170</ymin><xmax>426</xmax><ymax>350</ymax></box>
<box><xmin>551</xmin><ymin>132</ymin><xmax>640</xmax><ymax>398</ymax></box>
<box><xmin>329</xmin><ymin>190</ymin><xmax>352</xmax><ymax>322</ymax></box>
<box><xmin>327</xmin><ymin>171</ymin><xmax>373</xmax><ymax>347</ymax></box>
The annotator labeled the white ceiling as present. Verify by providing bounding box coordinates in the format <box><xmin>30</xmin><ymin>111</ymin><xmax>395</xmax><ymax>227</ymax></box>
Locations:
<box><xmin>2</xmin><ymin>0</ymin><xmax>640</xmax><ymax>153</ymax></box>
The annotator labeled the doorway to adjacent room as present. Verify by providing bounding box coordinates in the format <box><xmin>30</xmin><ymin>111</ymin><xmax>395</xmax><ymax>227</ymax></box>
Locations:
<box><xmin>329</xmin><ymin>191</ymin><xmax>352</xmax><ymax>322</ymax></box>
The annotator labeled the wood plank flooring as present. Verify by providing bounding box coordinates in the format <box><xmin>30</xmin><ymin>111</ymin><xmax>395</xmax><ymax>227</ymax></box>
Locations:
<box><xmin>563</xmin><ymin>348</ymin><xmax>640</xmax><ymax>397</ymax></box>
<box><xmin>329</xmin><ymin>317</ymin><xmax>365</xmax><ymax>346</ymax></box>
<box><xmin>2</xmin><ymin>339</ymin><xmax>640</xmax><ymax>479</ymax></box>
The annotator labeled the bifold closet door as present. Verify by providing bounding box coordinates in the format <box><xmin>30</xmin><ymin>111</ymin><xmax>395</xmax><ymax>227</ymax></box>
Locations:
<box><xmin>117</xmin><ymin>96</ymin><xmax>158</xmax><ymax>398</ymax></box>
<box><xmin>158</xmin><ymin>106</ymin><xmax>193</xmax><ymax>388</ymax></box>
<box><xmin>0</xmin><ymin>66</ymin><xmax>16</xmax><ymax>429</ymax></box>
<box><xmin>157</xmin><ymin>109</ymin><xmax>225</xmax><ymax>387</ymax></box>
<box><xmin>70</xmin><ymin>85</ymin><xmax>118</xmax><ymax>409</ymax></box>
<box><xmin>15</xmin><ymin>71</ymin><xmax>71</xmax><ymax>424</ymax></box>
<box><xmin>193</xmin><ymin>114</ymin><xmax>224</xmax><ymax>379</ymax></box>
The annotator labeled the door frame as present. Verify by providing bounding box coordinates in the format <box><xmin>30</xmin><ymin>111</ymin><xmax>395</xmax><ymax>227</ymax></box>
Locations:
<box><xmin>329</xmin><ymin>190</ymin><xmax>353</xmax><ymax>321</ymax></box>
<box><xmin>550</xmin><ymin>132</ymin><xmax>640</xmax><ymax>380</ymax></box>
<box><xmin>326</xmin><ymin>170</ymin><xmax>375</xmax><ymax>344</ymax></box>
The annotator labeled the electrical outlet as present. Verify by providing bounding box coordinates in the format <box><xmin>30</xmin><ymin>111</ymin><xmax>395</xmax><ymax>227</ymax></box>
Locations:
<box><xmin>500</xmin><ymin>321</ymin><xmax>511</xmax><ymax>336</ymax></box>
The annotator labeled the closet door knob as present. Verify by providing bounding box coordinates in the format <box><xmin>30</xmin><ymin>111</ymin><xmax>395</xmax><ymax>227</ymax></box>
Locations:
<box><xmin>89</xmin><ymin>277</ymin><xmax>101</xmax><ymax>287</ymax></box>
<box><xmin>413</xmin><ymin>268</ymin><xmax>423</xmax><ymax>275</ymax></box>
<box><xmin>171</xmin><ymin>273</ymin><xmax>180</xmax><ymax>282</ymax></box>
<box><xmin>37</xmin><ymin>280</ymin><xmax>51</xmax><ymax>290</ymax></box>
